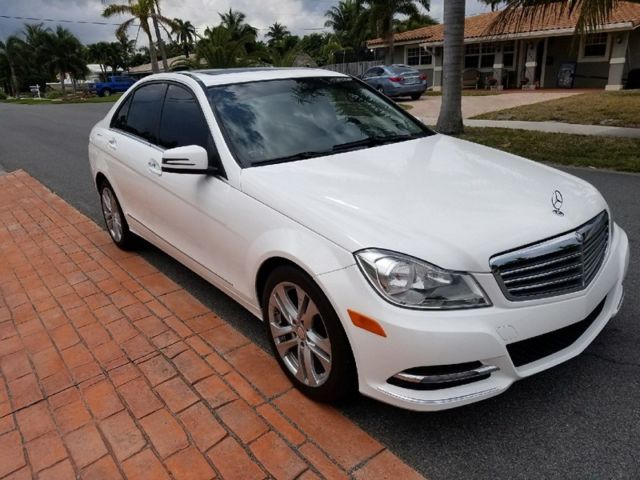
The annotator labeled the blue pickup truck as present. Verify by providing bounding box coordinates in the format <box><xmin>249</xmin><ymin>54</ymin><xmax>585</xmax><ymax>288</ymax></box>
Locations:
<box><xmin>91</xmin><ymin>76</ymin><xmax>137</xmax><ymax>97</ymax></box>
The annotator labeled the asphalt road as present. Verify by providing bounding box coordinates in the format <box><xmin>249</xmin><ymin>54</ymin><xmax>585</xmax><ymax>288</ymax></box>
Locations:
<box><xmin>1</xmin><ymin>102</ymin><xmax>638</xmax><ymax>480</ymax></box>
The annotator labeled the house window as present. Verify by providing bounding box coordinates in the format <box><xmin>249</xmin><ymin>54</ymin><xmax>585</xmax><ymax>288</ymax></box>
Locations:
<box><xmin>580</xmin><ymin>33</ymin><xmax>609</xmax><ymax>61</ymax></box>
<box><xmin>464</xmin><ymin>43</ymin><xmax>498</xmax><ymax>69</ymax></box>
<box><xmin>503</xmin><ymin>41</ymin><xmax>515</xmax><ymax>68</ymax></box>
<box><xmin>406</xmin><ymin>46</ymin><xmax>433</xmax><ymax>66</ymax></box>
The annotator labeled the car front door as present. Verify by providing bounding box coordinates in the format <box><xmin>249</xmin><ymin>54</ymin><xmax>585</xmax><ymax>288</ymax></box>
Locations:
<box><xmin>142</xmin><ymin>83</ymin><xmax>239</xmax><ymax>286</ymax></box>
<box><xmin>104</xmin><ymin>82</ymin><xmax>167</xmax><ymax>230</ymax></box>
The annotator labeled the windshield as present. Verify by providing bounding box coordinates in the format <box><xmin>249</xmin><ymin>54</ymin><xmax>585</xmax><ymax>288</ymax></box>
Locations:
<box><xmin>207</xmin><ymin>77</ymin><xmax>432</xmax><ymax>167</ymax></box>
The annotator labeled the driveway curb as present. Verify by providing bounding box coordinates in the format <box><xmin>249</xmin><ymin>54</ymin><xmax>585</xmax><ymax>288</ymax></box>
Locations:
<box><xmin>0</xmin><ymin>170</ymin><xmax>425</xmax><ymax>479</ymax></box>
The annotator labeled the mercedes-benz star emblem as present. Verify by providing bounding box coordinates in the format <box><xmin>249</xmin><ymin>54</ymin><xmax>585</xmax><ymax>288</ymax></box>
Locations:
<box><xmin>551</xmin><ymin>190</ymin><xmax>564</xmax><ymax>216</ymax></box>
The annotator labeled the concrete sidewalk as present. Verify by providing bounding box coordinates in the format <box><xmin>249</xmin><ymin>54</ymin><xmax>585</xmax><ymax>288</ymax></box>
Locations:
<box><xmin>464</xmin><ymin>119</ymin><xmax>640</xmax><ymax>139</ymax></box>
<box><xmin>0</xmin><ymin>171</ymin><xmax>424</xmax><ymax>480</ymax></box>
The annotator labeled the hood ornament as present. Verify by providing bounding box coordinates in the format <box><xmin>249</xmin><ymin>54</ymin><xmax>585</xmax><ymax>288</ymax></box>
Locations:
<box><xmin>551</xmin><ymin>190</ymin><xmax>564</xmax><ymax>216</ymax></box>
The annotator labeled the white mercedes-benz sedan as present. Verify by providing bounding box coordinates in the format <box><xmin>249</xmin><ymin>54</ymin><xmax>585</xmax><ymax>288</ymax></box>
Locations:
<box><xmin>88</xmin><ymin>68</ymin><xmax>629</xmax><ymax>411</ymax></box>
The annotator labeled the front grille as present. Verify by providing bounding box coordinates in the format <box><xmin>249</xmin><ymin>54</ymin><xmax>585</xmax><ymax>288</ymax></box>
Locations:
<box><xmin>507</xmin><ymin>297</ymin><xmax>606</xmax><ymax>367</ymax></box>
<box><xmin>490</xmin><ymin>211</ymin><xmax>609</xmax><ymax>300</ymax></box>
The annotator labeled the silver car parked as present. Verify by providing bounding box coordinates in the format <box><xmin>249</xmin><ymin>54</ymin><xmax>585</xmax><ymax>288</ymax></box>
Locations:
<box><xmin>361</xmin><ymin>65</ymin><xmax>428</xmax><ymax>100</ymax></box>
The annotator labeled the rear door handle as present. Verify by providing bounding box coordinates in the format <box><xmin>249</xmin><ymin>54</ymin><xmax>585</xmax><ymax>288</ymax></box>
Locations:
<box><xmin>107</xmin><ymin>138</ymin><xmax>117</xmax><ymax>150</ymax></box>
<box><xmin>147</xmin><ymin>158</ymin><xmax>162</xmax><ymax>176</ymax></box>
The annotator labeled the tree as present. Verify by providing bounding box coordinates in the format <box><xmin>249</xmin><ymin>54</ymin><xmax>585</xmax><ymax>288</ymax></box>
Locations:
<box><xmin>266</xmin><ymin>22</ymin><xmax>291</xmax><ymax>46</ymax></box>
<box><xmin>0</xmin><ymin>36</ymin><xmax>25</xmax><ymax>96</ymax></box>
<box><xmin>87</xmin><ymin>42</ymin><xmax>127</xmax><ymax>77</ymax></box>
<box><xmin>103</xmin><ymin>0</ymin><xmax>160</xmax><ymax>73</ymax></box>
<box><xmin>40</xmin><ymin>26</ymin><xmax>87</xmax><ymax>96</ymax></box>
<box><xmin>194</xmin><ymin>25</ymin><xmax>257</xmax><ymax>68</ymax></box>
<box><xmin>394</xmin><ymin>12</ymin><xmax>438</xmax><ymax>32</ymax></box>
<box><xmin>483</xmin><ymin>0</ymin><xmax>640</xmax><ymax>33</ymax></box>
<box><xmin>435</xmin><ymin>0</ymin><xmax>465</xmax><ymax>134</ymax></box>
<box><xmin>361</xmin><ymin>0</ymin><xmax>430</xmax><ymax>63</ymax></box>
<box><xmin>148</xmin><ymin>0</ymin><xmax>176</xmax><ymax>71</ymax></box>
<box><xmin>172</xmin><ymin>18</ymin><xmax>197</xmax><ymax>58</ymax></box>
<box><xmin>325</xmin><ymin>0</ymin><xmax>368</xmax><ymax>57</ymax></box>
<box><xmin>218</xmin><ymin>9</ymin><xmax>258</xmax><ymax>42</ymax></box>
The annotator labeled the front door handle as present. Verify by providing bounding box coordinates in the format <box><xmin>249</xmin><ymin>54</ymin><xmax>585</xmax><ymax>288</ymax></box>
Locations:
<box><xmin>107</xmin><ymin>138</ymin><xmax>117</xmax><ymax>150</ymax></box>
<box><xmin>147</xmin><ymin>158</ymin><xmax>162</xmax><ymax>176</ymax></box>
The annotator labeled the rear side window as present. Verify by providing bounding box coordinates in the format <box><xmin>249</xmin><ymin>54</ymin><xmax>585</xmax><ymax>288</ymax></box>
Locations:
<box><xmin>111</xmin><ymin>95</ymin><xmax>132</xmax><ymax>130</ymax></box>
<box><xmin>158</xmin><ymin>85</ymin><xmax>213</xmax><ymax>152</ymax></box>
<box><xmin>121</xmin><ymin>83</ymin><xmax>167</xmax><ymax>144</ymax></box>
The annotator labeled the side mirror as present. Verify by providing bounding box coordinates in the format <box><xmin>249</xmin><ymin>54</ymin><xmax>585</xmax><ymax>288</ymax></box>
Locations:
<box><xmin>161</xmin><ymin>145</ymin><xmax>214</xmax><ymax>174</ymax></box>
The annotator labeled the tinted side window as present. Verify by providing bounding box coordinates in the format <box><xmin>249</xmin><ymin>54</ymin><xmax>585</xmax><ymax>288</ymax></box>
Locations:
<box><xmin>124</xmin><ymin>83</ymin><xmax>167</xmax><ymax>144</ymax></box>
<box><xmin>111</xmin><ymin>94</ymin><xmax>132</xmax><ymax>130</ymax></box>
<box><xmin>158</xmin><ymin>85</ymin><xmax>212</xmax><ymax>151</ymax></box>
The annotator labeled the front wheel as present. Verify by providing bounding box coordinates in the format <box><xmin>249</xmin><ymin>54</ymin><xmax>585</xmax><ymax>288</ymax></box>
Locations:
<box><xmin>102</xmin><ymin>88</ymin><xmax>111</xmax><ymax>97</ymax></box>
<box><xmin>262</xmin><ymin>266</ymin><xmax>357</xmax><ymax>403</ymax></box>
<box><xmin>99</xmin><ymin>182</ymin><xmax>136</xmax><ymax>250</ymax></box>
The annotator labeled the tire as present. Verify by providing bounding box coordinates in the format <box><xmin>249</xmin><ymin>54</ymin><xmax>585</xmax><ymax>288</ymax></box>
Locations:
<box><xmin>102</xmin><ymin>88</ymin><xmax>111</xmax><ymax>97</ymax></box>
<box><xmin>262</xmin><ymin>266</ymin><xmax>357</xmax><ymax>403</ymax></box>
<box><xmin>98</xmin><ymin>181</ymin><xmax>136</xmax><ymax>250</ymax></box>
<box><xmin>411</xmin><ymin>93</ymin><xmax>423</xmax><ymax>100</ymax></box>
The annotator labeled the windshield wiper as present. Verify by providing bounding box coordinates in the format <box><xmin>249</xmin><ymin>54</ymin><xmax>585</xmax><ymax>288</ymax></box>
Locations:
<box><xmin>331</xmin><ymin>133</ymin><xmax>425</xmax><ymax>153</ymax></box>
<box><xmin>255</xmin><ymin>150</ymin><xmax>333</xmax><ymax>166</ymax></box>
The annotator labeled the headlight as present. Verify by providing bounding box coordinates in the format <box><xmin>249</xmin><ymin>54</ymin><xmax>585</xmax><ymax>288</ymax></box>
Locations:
<box><xmin>355</xmin><ymin>249</ymin><xmax>491</xmax><ymax>310</ymax></box>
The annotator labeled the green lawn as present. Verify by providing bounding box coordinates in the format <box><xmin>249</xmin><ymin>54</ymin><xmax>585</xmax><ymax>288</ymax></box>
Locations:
<box><xmin>1</xmin><ymin>94</ymin><xmax>122</xmax><ymax>105</ymax></box>
<box><xmin>472</xmin><ymin>90</ymin><xmax>640</xmax><ymax>128</ymax></box>
<box><xmin>458</xmin><ymin>127</ymin><xmax>640</xmax><ymax>173</ymax></box>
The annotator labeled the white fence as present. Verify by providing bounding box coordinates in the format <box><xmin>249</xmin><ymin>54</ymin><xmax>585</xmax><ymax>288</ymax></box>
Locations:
<box><xmin>322</xmin><ymin>60</ymin><xmax>383</xmax><ymax>77</ymax></box>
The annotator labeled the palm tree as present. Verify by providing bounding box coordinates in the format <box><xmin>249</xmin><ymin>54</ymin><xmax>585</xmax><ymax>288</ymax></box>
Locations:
<box><xmin>172</xmin><ymin>18</ymin><xmax>197</xmax><ymax>58</ymax></box>
<box><xmin>194</xmin><ymin>25</ymin><xmax>258</xmax><ymax>68</ymax></box>
<box><xmin>394</xmin><ymin>12</ymin><xmax>438</xmax><ymax>32</ymax></box>
<box><xmin>103</xmin><ymin>0</ymin><xmax>159</xmax><ymax>73</ymax></box>
<box><xmin>40</xmin><ymin>26</ymin><xmax>87</xmax><ymax>96</ymax></box>
<box><xmin>483</xmin><ymin>0</ymin><xmax>640</xmax><ymax>33</ymax></box>
<box><xmin>0</xmin><ymin>36</ymin><xmax>25</xmax><ymax>96</ymax></box>
<box><xmin>266</xmin><ymin>22</ymin><xmax>291</xmax><ymax>46</ymax></box>
<box><xmin>325</xmin><ymin>0</ymin><xmax>367</xmax><ymax>51</ymax></box>
<box><xmin>435</xmin><ymin>0</ymin><xmax>465</xmax><ymax>134</ymax></box>
<box><xmin>218</xmin><ymin>9</ymin><xmax>258</xmax><ymax>42</ymax></box>
<box><xmin>361</xmin><ymin>0</ymin><xmax>431</xmax><ymax>63</ymax></box>
<box><xmin>147</xmin><ymin>0</ymin><xmax>176</xmax><ymax>71</ymax></box>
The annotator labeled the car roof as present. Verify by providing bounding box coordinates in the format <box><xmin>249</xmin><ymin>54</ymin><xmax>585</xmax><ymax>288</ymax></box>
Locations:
<box><xmin>168</xmin><ymin>68</ymin><xmax>347</xmax><ymax>87</ymax></box>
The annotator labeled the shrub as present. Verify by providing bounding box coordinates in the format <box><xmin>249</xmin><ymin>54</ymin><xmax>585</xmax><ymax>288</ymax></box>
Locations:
<box><xmin>45</xmin><ymin>90</ymin><xmax>63</xmax><ymax>99</ymax></box>
<box><xmin>0</xmin><ymin>91</ymin><xmax>7</xmax><ymax>100</ymax></box>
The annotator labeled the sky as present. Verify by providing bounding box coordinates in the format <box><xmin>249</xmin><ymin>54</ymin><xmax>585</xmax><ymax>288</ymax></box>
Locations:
<box><xmin>0</xmin><ymin>0</ymin><xmax>494</xmax><ymax>45</ymax></box>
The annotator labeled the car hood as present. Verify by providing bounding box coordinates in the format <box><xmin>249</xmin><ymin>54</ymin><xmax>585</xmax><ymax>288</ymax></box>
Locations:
<box><xmin>240</xmin><ymin>134</ymin><xmax>607</xmax><ymax>272</ymax></box>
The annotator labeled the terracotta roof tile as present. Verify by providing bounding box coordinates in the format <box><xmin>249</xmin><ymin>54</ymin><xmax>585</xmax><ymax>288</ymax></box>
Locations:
<box><xmin>368</xmin><ymin>1</ymin><xmax>640</xmax><ymax>46</ymax></box>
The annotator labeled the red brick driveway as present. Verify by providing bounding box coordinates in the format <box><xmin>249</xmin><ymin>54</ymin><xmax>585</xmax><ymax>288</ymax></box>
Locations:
<box><xmin>0</xmin><ymin>171</ymin><xmax>424</xmax><ymax>480</ymax></box>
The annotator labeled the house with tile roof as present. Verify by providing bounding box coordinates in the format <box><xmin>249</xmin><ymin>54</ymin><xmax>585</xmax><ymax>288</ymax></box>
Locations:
<box><xmin>367</xmin><ymin>2</ymin><xmax>640</xmax><ymax>91</ymax></box>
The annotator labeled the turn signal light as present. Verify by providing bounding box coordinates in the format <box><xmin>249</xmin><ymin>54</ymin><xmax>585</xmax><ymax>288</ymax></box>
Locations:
<box><xmin>348</xmin><ymin>310</ymin><xmax>387</xmax><ymax>337</ymax></box>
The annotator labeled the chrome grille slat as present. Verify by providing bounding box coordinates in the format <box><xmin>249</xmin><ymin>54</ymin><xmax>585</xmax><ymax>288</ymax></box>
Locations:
<box><xmin>500</xmin><ymin>251</ymin><xmax>582</xmax><ymax>276</ymax></box>
<box><xmin>502</xmin><ymin>263</ymin><xmax>582</xmax><ymax>285</ymax></box>
<box><xmin>490</xmin><ymin>211</ymin><xmax>609</xmax><ymax>300</ymax></box>
<box><xmin>507</xmin><ymin>273</ymin><xmax>583</xmax><ymax>293</ymax></box>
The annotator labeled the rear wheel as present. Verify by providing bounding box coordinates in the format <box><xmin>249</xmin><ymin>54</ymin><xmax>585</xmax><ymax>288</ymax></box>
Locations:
<box><xmin>411</xmin><ymin>93</ymin><xmax>423</xmax><ymax>100</ymax></box>
<box><xmin>262</xmin><ymin>266</ymin><xmax>357</xmax><ymax>403</ymax></box>
<box><xmin>99</xmin><ymin>182</ymin><xmax>136</xmax><ymax>250</ymax></box>
<box><xmin>102</xmin><ymin>88</ymin><xmax>111</xmax><ymax>97</ymax></box>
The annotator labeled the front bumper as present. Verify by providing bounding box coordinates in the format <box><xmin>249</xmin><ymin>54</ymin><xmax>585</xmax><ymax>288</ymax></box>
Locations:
<box><xmin>319</xmin><ymin>223</ymin><xmax>630</xmax><ymax>411</ymax></box>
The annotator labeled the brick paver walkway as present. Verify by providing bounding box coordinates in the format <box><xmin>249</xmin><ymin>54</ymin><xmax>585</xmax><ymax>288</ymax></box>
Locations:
<box><xmin>0</xmin><ymin>171</ymin><xmax>424</xmax><ymax>480</ymax></box>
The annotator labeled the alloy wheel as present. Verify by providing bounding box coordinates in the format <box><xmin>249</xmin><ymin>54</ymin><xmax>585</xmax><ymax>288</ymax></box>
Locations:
<box><xmin>101</xmin><ymin>188</ymin><xmax>123</xmax><ymax>243</ymax></box>
<box><xmin>268</xmin><ymin>282</ymin><xmax>332</xmax><ymax>387</ymax></box>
